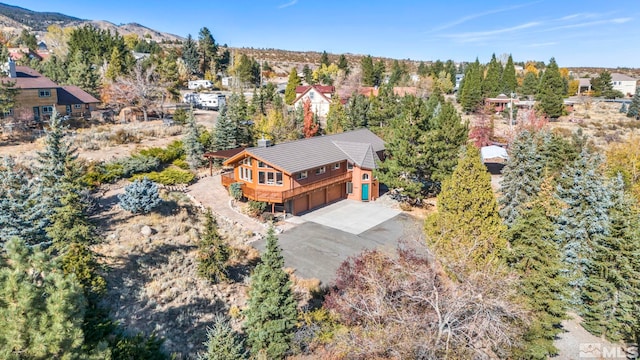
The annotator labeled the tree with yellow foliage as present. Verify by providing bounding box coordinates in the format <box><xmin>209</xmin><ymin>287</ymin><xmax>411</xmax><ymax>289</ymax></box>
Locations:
<box><xmin>607</xmin><ymin>134</ymin><xmax>640</xmax><ymax>203</ymax></box>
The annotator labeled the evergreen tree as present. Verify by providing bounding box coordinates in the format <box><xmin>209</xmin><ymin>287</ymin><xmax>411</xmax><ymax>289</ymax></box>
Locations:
<box><xmin>502</xmin><ymin>54</ymin><xmax>518</xmax><ymax>95</ymax></box>
<box><xmin>325</xmin><ymin>98</ymin><xmax>347</xmax><ymax>134</ymax></box>
<box><xmin>66</xmin><ymin>50</ymin><xmax>99</xmax><ymax>95</ymax></box>
<box><xmin>198</xmin><ymin>27</ymin><xmax>218</xmax><ymax>75</ymax></box>
<box><xmin>425</xmin><ymin>146</ymin><xmax>507</xmax><ymax>277</ymax></box>
<box><xmin>198</xmin><ymin>315</ymin><xmax>246</xmax><ymax>360</ymax></box>
<box><xmin>520</xmin><ymin>71</ymin><xmax>539</xmax><ymax>98</ymax></box>
<box><xmin>0</xmin><ymin>238</ymin><xmax>87</xmax><ymax>359</ymax></box>
<box><xmin>337</xmin><ymin>54</ymin><xmax>349</xmax><ymax>74</ymax></box>
<box><xmin>591</xmin><ymin>70</ymin><xmax>613</xmax><ymax>97</ymax></box>
<box><xmin>388</xmin><ymin>59</ymin><xmax>405</xmax><ymax>86</ymax></box>
<box><xmin>284</xmin><ymin>68</ymin><xmax>301</xmax><ymax>105</ymax></box>
<box><xmin>40</xmin><ymin>54</ymin><xmax>68</xmax><ymax>84</ymax></box>
<box><xmin>212</xmin><ymin>104</ymin><xmax>238</xmax><ymax>151</ymax></box>
<box><xmin>373</xmin><ymin>60</ymin><xmax>386</xmax><ymax>87</ymax></box>
<box><xmin>118</xmin><ymin>177</ymin><xmax>161</xmax><ymax>214</ymax></box>
<box><xmin>458</xmin><ymin>59</ymin><xmax>483</xmax><ymax>112</ymax></box>
<box><xmin>580</xmin><ymin>175</ymin><xmax>640</xmax><ymax>341</ymax></box>
<box><xmin>619</xmin><ymin>102</ymin><xmax>627</xmax><ymax>113</ymax></box>
<box><xmin>555</xmin><ymin>149</ymin><xmax>612</xmax><ymax>304</ymax></box>
<box><xmin>227</xmin><ymin>93</ymin><xmax>251</xmax><ymax>146</ymax></box>
<box><xmin>536</xmin><ymin>58</ymin><xmax>565</xmax><ymax>118</ymax></box>
<box><xmin>0</xmin><ymin>77</ymin><xmax>18</xmax><ymax>116</ymax></box>
<box><xmin>627</xmin><ymin>86</ymin><xmax>640</xmax><ymax>119</ymax></box>
<box><xmin>367</xmin><ymin>84</ymin><xmax>398</xmax><ymax>128</ymax></box>
<box><xmin>0</xmin><ymin>157</ymin><xmax>49</xmax><ymax>245</ymax></box>
<box><xmin>344</xmin><ymin>92</ymin><xmax>370</xmax><ymax>130</ymax></box>
<box><xmin>319</xmin><ymin>50</ymin><xmax>330</xmax><ymax>67</ymax></box>
<box><xmin>105</xmin><ymin>46</ymin><xmax>125</xmax><ymax>81</ymax></box>
<box><xmin>499</xmin><ymin>130</ymin><xmax>544</xmax><ymax>226</ymax></box>
<box><xmin>360</xmin><ymin>55</ymin><xmax>375</xmax><ymax>86</ymax></box>
<box><xmin>482</xmin><ymin>53</ymin><xmax>503</xmax><ymax>98</ymax></box>
<box><xmin>244</xmin><ymin>226</ymin><xmax>297</xmax><ymax>359</ymax></box>
<box><xmin>182</xmin><ymin>34</ymin><xmax>200</xmax><ymax>75</ymax></box>
<box><xmin>508</xmin><ymin>200</ymin><xmax>568</xmax><ymax>359</ymax></box>
<box><xmin>302</xmin><ymin>64</ymin><xmax>313</xmax><ymax>84</ymax></box>
<box><xmin>184</xmin><ymin>110</ymin><xmax>205</xmax><ymax>170</ymax></box>
<box><xmin>197</xmin><ymin>210</ymin><xmax>230</xmax><ymax>284</ymax></box>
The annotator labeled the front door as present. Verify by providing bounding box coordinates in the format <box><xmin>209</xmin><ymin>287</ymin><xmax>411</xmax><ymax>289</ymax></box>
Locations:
<box><xmin>361</xmin><ymin>183</ymin><xmax>369</xmax><ymax>201</ymax></box>
<box><xmin>33</xmin><ymin>106</ymin><xmax>40</xmax><ymax>121</ymax></box>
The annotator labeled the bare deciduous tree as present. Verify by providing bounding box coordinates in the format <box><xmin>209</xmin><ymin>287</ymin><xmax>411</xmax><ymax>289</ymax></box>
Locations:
<box><xmin>104</xmin><ymin>62</ymin><xmax>163</xmax><ymax>122</ymax></box>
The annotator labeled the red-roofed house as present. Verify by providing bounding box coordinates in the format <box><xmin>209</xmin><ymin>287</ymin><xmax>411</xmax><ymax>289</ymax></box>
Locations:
<box><xmin>1</xmin><ymin>60</ymin><xmax>99</xmax><ymax>124</ymax></box>
<box><xmin>293</xmin><ymin>85</ymin><xmax>335</xmax><ymax>117</ymax></box>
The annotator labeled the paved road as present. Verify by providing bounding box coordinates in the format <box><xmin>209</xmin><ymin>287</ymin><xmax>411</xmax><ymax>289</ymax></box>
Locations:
<box><xmin>254</xmin><ymin>212</ymin><xmax>421</xmax><ymax>285</ymax></box>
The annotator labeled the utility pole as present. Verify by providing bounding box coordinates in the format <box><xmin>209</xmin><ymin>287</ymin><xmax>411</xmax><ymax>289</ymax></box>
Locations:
<box><xmin>509</xmin><ymin>92</ymin><xmax>515</xmax><ymax>131</ymax></box>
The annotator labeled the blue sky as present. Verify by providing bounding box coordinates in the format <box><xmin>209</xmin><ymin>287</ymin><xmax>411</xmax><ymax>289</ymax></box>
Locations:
<box><xmin>14</xmin><ymin>0</ymin><xmax>640</xmax><ymax>67</ymax></box>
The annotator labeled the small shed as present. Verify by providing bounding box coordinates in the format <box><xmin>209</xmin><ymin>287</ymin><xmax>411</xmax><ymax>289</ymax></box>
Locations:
<box><xmin>203</xmin><ymin>147</ymin><xmax>246</xmax><ymax>175</ymax></box>
<box><xmin>481</xmin><ymin>145</ymin><xmax>509</xmax><ymax>174</ymax></box>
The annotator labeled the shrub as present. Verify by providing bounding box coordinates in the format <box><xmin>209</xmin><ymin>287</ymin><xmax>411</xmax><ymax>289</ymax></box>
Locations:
<box><xmin>137</xmin><ymin>140</ymin><xmax>185</xmax><ymax>164</ymax></box>
<box><xmin>119</xmin><ymin>155</ymin><xmax>161</xmax><ymax>177</ymax></box>
<box><xmin>229</xmin><ymin>182</ymin><xmax>243</xmax><ymax>200</ymax></box>
<box><xmin>118</xmin><ymin>177</ymin><xmax>162</xmax><ymax>214</ymax></box>
<box><xmin>132</xmin><ymin>167</ymin><xmax>195</xmax><ymax>185</ymax></box>
<box><xmin>247</xmin><ymin>201</ymin><xmax>267</xmax><ymax>217</ymax></box>
<box><xmin>172</xmin><ymin>158</ymin><xmax>190</xmax><ymax>170</ymax></box>
<box><xmin>110</xmin><ymin>129</ymin><xmax>140</xmax><ymax>144</ymax></box>
<box><xmin>172</xmin><ymin>108</ymin><xmax>188</xmax><ymax>124</ymax></box>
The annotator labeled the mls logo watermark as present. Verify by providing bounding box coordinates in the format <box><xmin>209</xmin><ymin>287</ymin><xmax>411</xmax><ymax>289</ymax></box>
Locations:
<box><xmin>579</xmin><ymin>343</ymin><xmax>639</xmax><ymax>359</ymax></box>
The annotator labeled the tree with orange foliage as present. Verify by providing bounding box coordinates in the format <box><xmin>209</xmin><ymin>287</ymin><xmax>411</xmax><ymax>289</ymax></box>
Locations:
<box><xmin>469</xmin><ymin>104</ymin><xmax>494</xmax><ymax>148</ymax></box>
<box><xmin>302</xmin><ymin>98</ymin><xmax>319</xmax><ymax>138</ymax></box>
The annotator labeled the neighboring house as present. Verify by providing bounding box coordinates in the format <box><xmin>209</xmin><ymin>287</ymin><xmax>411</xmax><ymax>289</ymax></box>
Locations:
<box><xmin>221</xmin><ymin>128</ymin><xmax>385</xmax><ymax>215</ymax></box>
<box><xmin>610</xmin><ymin>73</ymin><xmax>638</xmax><ymax>97</ymax></box>
<box><xmin>7</xmin><ymin>47</ymin><xmax>43</xmax><ymax>62</ymax></box>
<box><xmin>577</xmin><ymin>78</ymin><xmax>592</xmax><ymax>95</ymax></box>
<box><xmin>1</xmin><ymin>60</ymin><xmax>99</xmax><ymax>123</ymax></box>
<box><xmin>293</xmin><ymin>85</ymin><xmax>334</xmax><ymax>117</ymax></box>
<box><xmin>358</xmin><ymin>86</ymin><xmax>418</xmax><ymax>97</ymax></box>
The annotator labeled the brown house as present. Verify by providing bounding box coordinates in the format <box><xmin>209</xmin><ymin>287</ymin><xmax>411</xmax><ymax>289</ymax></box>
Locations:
<box><xmin>1</xmin><ymin>60</ymin><xmax>99</xmax><ymax>124</ymax></box>
<box><xmin>222</xmin><ymin>128</ymin><xmax>385</xmax><ymax>215</ymax></box>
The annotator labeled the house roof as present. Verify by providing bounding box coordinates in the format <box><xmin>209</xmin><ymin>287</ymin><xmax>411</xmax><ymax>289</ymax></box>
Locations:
<box><xmin>578</xmin><ymin>78</ymin><xmax>591</xmax><ymax>87</ymax></box>
<box><xmin>225</xmin><ymin>128</ymin><xmax>385</xmax><ymax>174</ymax></box>
<box><xmin>2</xmin><ymin>65</ymin><xmax>58</xmax><ymax>89</ymax></box>
<box><xmin>481</xmin><ymin>145</ymin><xmax>508</xmax><ymax>162</ymax></box>
<box><xmin>57</xmin><ymin>85</ymin><xmax>100</xmax><ymax>104</ymax></box>
<box><xmin>611</xmin><ymin>73</ymin><xmax>637</xmax><ymax>82</ymax></box>
<box><xmin>295</xmin><ymin>85</ymin><xmax>334</xmax><ymax>94</ymax></box>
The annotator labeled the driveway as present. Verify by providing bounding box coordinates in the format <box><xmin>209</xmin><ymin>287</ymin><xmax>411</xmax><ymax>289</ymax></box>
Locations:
<box><xmin>300</xmin><ymin>200</ymin><xmax>401</xmax><ymax>235</ymax></box>
<box><xmin>254</xmin><ymin>200</ymin><xmax>422</xmax><ymax>284</ymax></box>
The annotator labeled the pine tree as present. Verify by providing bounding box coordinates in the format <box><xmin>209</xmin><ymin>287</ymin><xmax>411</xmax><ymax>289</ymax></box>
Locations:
<box><xmin>360</xmin><ymin>55</ymin><xmax>375</xmax><ymax>86</ymax></box>
<box><xmin>244</xmin><ymin>226</ymin><xmax>297</xmax><ymax>359</ymax></box>
<box><xmin>627</xmin><ymin>87</ymin><xmax>640</xmax><ymax>119</ymax></box>
<box><xmin>325</xmin><ymin>98</ymin><xmax>347</xmax><ymax>134</ymax></box>
<box><xmin>212</xmin><ymin>104</ymin><xmax>238</xmax><ymax>151</ymax></box>
<box><xmin>105</xmin><ymin>46</ymin><xmax>124</xmax><ymax>81</ymax></box>
<box><xmin>182</xmin><ymin>34</ymin><xmax>200</xmax><ymax>75</ymax></box>
<box><xmin>319</xmin><ymin>50</ymin><xmax>330</xmax><ymax>67</ymax></box>
<box><xmin>0</xmin><ymin>238</ymin><xmax>87</xmax><ymax>359</ymax></box>
<box><xmin>502</xmin><ymin>54</ymin><xmax>518</xmax><ymax>95</ymax></box>
<box><xmin>507</xmin><ymin>183</ymin><xmax>568</xmax><ymax>359</ymax></box>
<box><xmin>520</xmin><ymin>71</ymin><xmax>539</xmax><ymax>98</ymax></box>
<box><xmin>198</xmin><ymin>27</ymin><xmax>218</xmax><ymax>75</ymax></box>
<box><xmin>227</xmin><ymin>93</ymin><xmax>251</xmax><ymax>146</ymax></box>
<box><xmin>197</xmin><ymin>210</ymin><xmax>230</xmax><ymax>284</ymax></box>
<box><xmin>0</xmin><ymin>156</ymin><xmax>49</xmax><ymax>245</ymax></box>
<box><xmin>284</xmin><ymin>68</ymin><xmax>301</xmax><ymax>105</ymax></box>
<box><xmin>344</xmin><ymin>92</ymin><xmax>370</xmax><ymax>130</ymax></box>
<box><xmin>118</xmin><ymin>177</ymin><xmax>161</xmax><ymax>214</ymax></box>
<box><xmin>555</xmin><ymin>149</ymin><xmax>612</xmax><ymax>304</ymax></box>
<box><xmin>482</xmin><ymin>53</ymin><xmax>503</xmax><ymax>98</ymax></box>
<box><xmin>184</xmin><ymin>110</ymin><xmax>205</xmax><ymax>170</ymax></box>
<box><xmin>458</xmin><ymin>59</ymin><xmax>483</xmax><ymax>113</ymax></box>
<box><xmin>536</xmin><ymin>58</ymin><xmax>565</xmax><ymax>118</ymax></box>
<box><xmin>499</xmin><ymin>130</ymin><xmax>544</xmax><ymax>226</ymax></box>
<box><xmin>580</xmin><ymin>175</ymin><xmax>640</xmax><ymax>341</ymax></box>
<box><xmin>198</xmin><ymin>315</ymin><xmax>246</xmax><ymax>360</ymax></box>
<box><xmin>619</xmin><ymin>102</ymin><xmax>627</xmax><ymax>113</ymax></box>
<box><xmin>337</xmin><ymin>54</ymin><xmax>349</xmax><ymax>74</ymax></box>
<box><xmin>425</xmin><ymin>146</ymin><xmax>507</xmax><ymax>277</ymax></box>
<box><xmin>302</xmin><ymin>64</ymin><xmax>313</xmax><ymax>84</ymax></box>
<box><xmin>66</xmin><ymin>50</ymin><xmax>99</xmax><ymax>95</ymax></box>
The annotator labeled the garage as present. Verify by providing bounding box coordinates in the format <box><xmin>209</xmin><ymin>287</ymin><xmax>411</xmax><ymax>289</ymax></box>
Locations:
<box><xmin>309</xmin><ymin>190</ymin><xmax>325</xmax><ymax>210</ymax></box>
<box><xmin>327</xmin><ymin>183</ymin><xmax>343</xmax><ymax>203</ymax></box>
<box><xmin>293</xmin><ymin>196</ymin><xmax>309</xmax><ymax>215</ymax></box>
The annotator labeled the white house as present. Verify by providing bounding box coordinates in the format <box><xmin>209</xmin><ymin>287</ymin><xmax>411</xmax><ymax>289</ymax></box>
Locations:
<box><xmin>611</xmin><ymin>73</ymin><xmax>638</xmax><ymax>97</ymax></box>
<box><xmin>293</xmin><ymin>85</ymin><xmax>334</xmax><ymax>117</ymax></box>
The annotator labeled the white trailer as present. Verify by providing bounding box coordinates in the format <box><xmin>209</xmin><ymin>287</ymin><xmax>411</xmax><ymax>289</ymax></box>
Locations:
<box><xmin>187</xmin><ymin>80</ymin><xmax>213</xmax><ymax>90</ymax></box>
<box><xmin>197</xmin><ymin>93</ymin><xmax>226</xmax><ymax>110</ymax></box>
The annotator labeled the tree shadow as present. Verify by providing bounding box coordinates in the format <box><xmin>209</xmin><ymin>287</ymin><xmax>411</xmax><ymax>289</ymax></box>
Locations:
<box><xmin>226</xmin><ymin>256</ymin><xmax>260</xmax><ymax>283</ymax></box>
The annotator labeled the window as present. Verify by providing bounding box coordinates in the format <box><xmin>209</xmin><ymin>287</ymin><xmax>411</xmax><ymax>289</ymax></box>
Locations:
<box><xmin>39</xmin><ymin>89</ymin><xmax>51</xmax><ymax>97</ymax></box>
<box><xmin>296</xmin><ymin>171</ymin><xmax>308</xmax><ymax>180</ymax></box>
<box><xmin>42</xmin><ymin>106</ymin><xmax>54</xmax><ymax>114</ymax></box>
<box><xmin>347</xmin><ymin>162</ymin><xmax>354</xmax><ymax>170</ymax></box>
<box><xmin>258</xmin><ymin>161</ymin><xmax>272</xmax><ymax>169</ymax></box>
<box><xmin>240</xmin><ymin>167</ymin><xmax>252</xmax><ymax>182</ymax></box>
<box><xmin>309</xmin><ymin>91</ymin><xmax>315</xmax><ymax>100</ymax></box>
<box><xmin>362</xmin><ymin>173</ymin><xmax>370</xmax><ymax>181</ymax></box>
<box><xmin>259</xmin><ymin>171</ymin><xmax>282</xmax><ymax>186</ymax></box>
<box><xmin>346</xmin><ymin>182</ymin><xmax>353</xmax><ymax>194</ymax></box>
<box><xmin>74</xmin><ymin>104</ymin><xmax>82</xmax><ymax>109</ymax></box>
<box><xmin>241</xmin><ymin>158</ymin><xmax>252</xmax><ymax>166</ymax></box>
<box><xmin>315</xmin><ymin>166</ymin><xmax>326</xmax><ymax>175</ymax></box>
<box><xmin>333</xmin><ymin>163</ymin><xmax>340</xmax><ymax>170</ymax></box>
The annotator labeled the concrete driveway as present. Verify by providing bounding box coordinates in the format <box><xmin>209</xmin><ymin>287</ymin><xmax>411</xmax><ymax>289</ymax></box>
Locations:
<box><xmin>254</xmin><ymin>200</ymin><xmax>422</xmax><ymax>284</ymax></box>
<box><xmin>300</xmin><ymin>200</ymin><xmax>401</xmax><ymax>235</ymax></box>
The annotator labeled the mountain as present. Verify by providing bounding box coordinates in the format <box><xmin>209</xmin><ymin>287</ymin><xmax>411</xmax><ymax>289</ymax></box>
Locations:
<box><xmin>0</xmin><ymin>2</ymin><xmax>183</xmax><ymax>43</ymax></box>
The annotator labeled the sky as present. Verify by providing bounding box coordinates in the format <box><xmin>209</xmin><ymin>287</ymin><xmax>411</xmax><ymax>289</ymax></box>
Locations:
<box><xmin>13</xmin><ymin>0</ymin><xmax>640</xmax><ymax>68</ymax></box>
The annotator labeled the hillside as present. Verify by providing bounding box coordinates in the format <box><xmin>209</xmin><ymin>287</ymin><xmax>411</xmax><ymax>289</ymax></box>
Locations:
<box><xmin>0</xmin><ymin>1</ymin><xmax>183</xmax><ymax>43</ymax></box>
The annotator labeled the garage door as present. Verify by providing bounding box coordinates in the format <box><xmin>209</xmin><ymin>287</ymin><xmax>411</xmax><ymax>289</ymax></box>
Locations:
<box><xmin>327</xmin><ymin>183</ymin><xmax>343</xmax><ymax>203</ymax></box>
<box><xmin>293</xmin><ymin>196</ymin><xmax>309</xmax><ymax>215</ymax></box>
<box><xmin>309</xmin><ymin>190</ymin><xmax>325</xmax><ymax>210</ymax></box>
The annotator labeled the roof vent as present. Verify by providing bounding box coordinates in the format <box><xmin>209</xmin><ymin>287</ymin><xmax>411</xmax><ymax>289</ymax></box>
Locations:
<box><xmin>257</xmin><ymin>138</ymin><xmax>273</xmax><ymax>148</ymax></box>
<box><xmin>6</xmin><ymin>58</ymin><xmax>16</xmax><ymax>78</ymax></box>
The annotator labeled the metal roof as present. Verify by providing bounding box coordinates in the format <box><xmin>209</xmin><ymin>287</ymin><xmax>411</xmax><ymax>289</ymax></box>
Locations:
<box><xmin>238</xmin><ymin>128</ymin><xmax>385</xmax><ymax>174</ymax></box>
<box><xmin>57</xmin><ymin>85</ymin><xmax>99</xmax><ymax>104</ymax></box>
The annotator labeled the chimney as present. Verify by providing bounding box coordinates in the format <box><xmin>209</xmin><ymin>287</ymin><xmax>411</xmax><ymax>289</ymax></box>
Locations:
<box><xmin>257</xmin><ymin>138</ymin><xmax>272</xmax><ymax>148</ymax></box>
